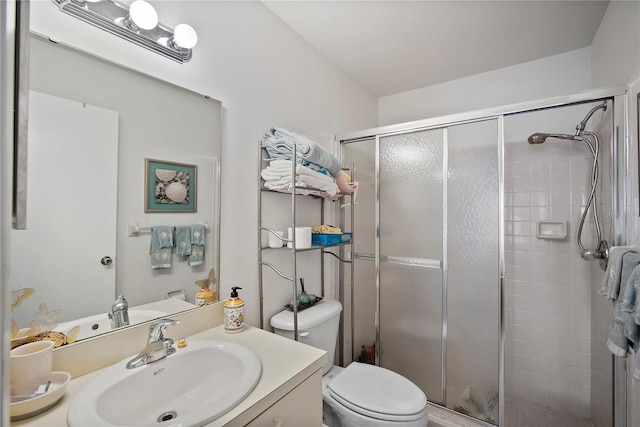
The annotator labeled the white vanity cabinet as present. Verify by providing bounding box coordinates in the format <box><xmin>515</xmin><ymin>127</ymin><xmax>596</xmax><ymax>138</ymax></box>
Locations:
<box><xmin>246</xmin><ymin>370</ymin><xmax>322</xmax><ymax>426</ymax></box>
<box><xmin>11</xmin><ymin>304</ymin><xmax>327</xmax><ymax>427</ymax></box>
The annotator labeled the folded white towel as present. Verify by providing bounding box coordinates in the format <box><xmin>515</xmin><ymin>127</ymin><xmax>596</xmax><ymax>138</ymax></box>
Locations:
<box><xmin>263</xmin><ymin>160</ymin><xmax>336</xmax><ymax>181</ymax></box>
<box><xmin>261</xmin><ymin>161</ymin><xmax>339</xmax><ymax>196</ymax></box>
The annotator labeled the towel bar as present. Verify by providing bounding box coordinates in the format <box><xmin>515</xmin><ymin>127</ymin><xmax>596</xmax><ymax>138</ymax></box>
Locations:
<box><xmin>127</xmin><ymin>220</ymin><xmax>208</xmax><ymax>237</ymax></box>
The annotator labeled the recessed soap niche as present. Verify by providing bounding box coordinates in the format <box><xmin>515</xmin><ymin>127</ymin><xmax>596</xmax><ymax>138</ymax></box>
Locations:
<box><xmin>536</xmin><ymin>221</ymin><xmax>568</xmax><ymax>240</ymax></box>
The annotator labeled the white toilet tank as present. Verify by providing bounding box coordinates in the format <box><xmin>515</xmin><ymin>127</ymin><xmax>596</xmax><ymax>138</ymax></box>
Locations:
<box><xmin>271</xmin><ymin>299</ymin><xmax>342</xmax><ymax>375</ymax></box>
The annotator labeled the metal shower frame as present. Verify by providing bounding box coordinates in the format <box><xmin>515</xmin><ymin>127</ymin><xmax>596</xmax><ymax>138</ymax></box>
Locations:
<box><xmin>336</xmin><ymin>85</ymin><xmax>629</xmax><ymax>427</ymax></box>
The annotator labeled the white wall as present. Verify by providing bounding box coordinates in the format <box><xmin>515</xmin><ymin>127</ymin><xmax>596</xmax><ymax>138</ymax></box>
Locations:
<box><xmin>378</xmin><ymin>47</ymin><xmax>592</xmax><ymax>125</ymax></box>
<box><xmin>29</xmin><ymin>0</ymin><xmax>378</xmax><ymax>326</ymax></box>
<box><xmin>591</xmin><ymin>1</ymin><xmax>640</xmax><ymax>89</ymax></box>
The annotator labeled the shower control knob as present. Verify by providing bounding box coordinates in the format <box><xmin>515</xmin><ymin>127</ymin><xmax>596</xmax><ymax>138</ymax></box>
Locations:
<box><xmin>101</xmin><ymin>256</ymin><xmax>113</xmax><ymax>266</ymax></box>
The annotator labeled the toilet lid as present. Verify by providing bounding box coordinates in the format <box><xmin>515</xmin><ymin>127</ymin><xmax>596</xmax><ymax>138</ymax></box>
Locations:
<box><xmin>328</xmin><ymin>362</ymin><xmax>427</xmax><ymax>421</ymax></box>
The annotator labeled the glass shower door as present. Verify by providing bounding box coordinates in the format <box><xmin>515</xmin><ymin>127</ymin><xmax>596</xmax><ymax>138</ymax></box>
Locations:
<box><xmin>444</xmin><ymin>121</ymin><xmax>500</xmax><ymax>424</ymax></box>
<box><xmin>378</xmin><ymin>129</ymin><xmax>446</xmax><ymax>404</ymax></box>
<box><xmin>377</xmin><ymin>119</ymin><xmax>500</xmax><ymax>424</ymax></box>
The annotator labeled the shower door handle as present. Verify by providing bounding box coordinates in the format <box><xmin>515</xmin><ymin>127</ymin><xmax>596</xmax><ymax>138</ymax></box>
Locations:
<box><xmin>351</xmin><ymin>252</ymin><xmax>442</xmax><ymax>269</ymax></box>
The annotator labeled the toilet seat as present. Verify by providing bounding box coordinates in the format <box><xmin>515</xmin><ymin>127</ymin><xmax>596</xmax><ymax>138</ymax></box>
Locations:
<box><xmin>328</xmin><ymin>362</ymin><xmax>427</xmax><ymax>422</ymax></box>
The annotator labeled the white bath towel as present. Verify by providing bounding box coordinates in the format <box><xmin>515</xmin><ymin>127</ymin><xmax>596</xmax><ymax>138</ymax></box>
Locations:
<box><xmin>261</xmin><ymin>160</ymin><xmax>339</xmax><ymax>196</ymax></box>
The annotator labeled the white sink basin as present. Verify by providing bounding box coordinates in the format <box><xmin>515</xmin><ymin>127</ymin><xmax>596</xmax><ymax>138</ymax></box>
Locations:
<box><xmin>55</xmin><ymin>309</ymin><xmax>167</xmax><ymax>340</ymax></box>
<box><xmin>67</xmin><ymin>340</ymin><xmax>262</xmax><ymax>426</ymax></box>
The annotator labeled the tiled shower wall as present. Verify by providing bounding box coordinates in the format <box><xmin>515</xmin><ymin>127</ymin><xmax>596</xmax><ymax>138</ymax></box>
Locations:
<box><xmin>504</xmin><ymin>135</ymin><xmax>594</xmax><ymax>418</ymax></box>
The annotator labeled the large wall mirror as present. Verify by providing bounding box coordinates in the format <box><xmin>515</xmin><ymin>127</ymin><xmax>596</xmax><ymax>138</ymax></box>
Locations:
<box><xmin>10</xmin><ymin>33</ymin><xmax>222</xmax><ymax>346</ymax></box>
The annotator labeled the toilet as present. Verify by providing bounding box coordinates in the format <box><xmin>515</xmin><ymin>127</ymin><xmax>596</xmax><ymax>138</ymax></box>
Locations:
<box><xmin>271</xmin><ymin>298</ymin><xmax>428</xmax><ymax>427</ymax></box>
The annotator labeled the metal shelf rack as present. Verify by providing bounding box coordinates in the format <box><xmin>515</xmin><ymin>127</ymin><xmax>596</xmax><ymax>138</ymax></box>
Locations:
<box><xmin>257</xmin><ymin>143</ymin><xmax>354</xmax><ymax>350</ymax></box>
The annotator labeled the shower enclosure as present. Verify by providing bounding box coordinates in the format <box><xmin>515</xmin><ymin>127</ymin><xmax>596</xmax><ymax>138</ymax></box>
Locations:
<box><xmin>337</xmin><ymin>86</ymin><xmax>628</xmax><ymax>426</ymax></box>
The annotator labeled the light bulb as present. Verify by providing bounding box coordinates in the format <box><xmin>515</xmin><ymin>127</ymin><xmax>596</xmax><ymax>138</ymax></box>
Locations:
<box><xmin>129</xmin><ymin>0</ymin><xmax>158</xmax><ymax>30</ymax></box>
<box><xmin>173</xmin><ymin>24</ymin><xmax>198</xmax><ymax>49</ymax></box>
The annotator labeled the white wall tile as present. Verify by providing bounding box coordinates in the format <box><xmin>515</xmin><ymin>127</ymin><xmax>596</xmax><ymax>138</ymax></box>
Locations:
<box><xmin>504</xmin><ymin>136</ymin><xmax>594</xmax><ymax>415</ymax></box>
<box><xmin>513</xmin><ymin>207</ymin><xmax>531</xmax><ymax>221</ymax></box>
<box><xmin>531</xmin><ymin>206</ymin><xmax>550</xmax><ymax>220</ymax></box>
<box><xmin>531</xmin><ymin>191</ymin><xmax>550</xmax><ymax>206</ymax></box>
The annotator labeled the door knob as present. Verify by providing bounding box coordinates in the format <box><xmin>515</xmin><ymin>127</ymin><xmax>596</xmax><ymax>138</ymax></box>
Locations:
<box><xmin>101</xmin><ymin>256</ymin><xmax>113</xmax><ymax>265</ymax></box>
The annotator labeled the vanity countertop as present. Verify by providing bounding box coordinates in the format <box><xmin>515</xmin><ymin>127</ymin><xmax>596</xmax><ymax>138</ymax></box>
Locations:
<box><xmin>12</xmin><ymin>324</ymin><xmax>327</xmax><ymax>426</ymax></box>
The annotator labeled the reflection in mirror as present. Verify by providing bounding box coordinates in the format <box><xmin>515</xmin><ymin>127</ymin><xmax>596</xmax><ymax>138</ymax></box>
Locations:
<box><xmin>9</xmin><ymin>33</ymin><xmax>222</xmax><ymax>347</ymax></box>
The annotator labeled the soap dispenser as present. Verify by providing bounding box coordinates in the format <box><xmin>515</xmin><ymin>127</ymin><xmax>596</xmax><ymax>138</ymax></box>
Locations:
<box><xmin>224</xmin><ymin>287</ymin><xmax>245</xmax><ymax>334</ymax></box>
<box><xmin>195</xmin><ymin>268</ymin><xmax>219</xmax><ymax>306</ymax></box>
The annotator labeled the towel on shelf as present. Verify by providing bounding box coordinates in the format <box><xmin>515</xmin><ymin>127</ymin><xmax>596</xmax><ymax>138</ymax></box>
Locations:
<box><xmin>150</xmin><ymin>226</ymin><xmax>174</xmax><ymax>269</ymax></box>
<box><xmin>175</xmin><ymin>226</ymin><xmax>191</xmax><ymax>257</ymax></box>
<box><xmin>599</xmin><ymin>246</ymin><xmax>638</xmax><ymax>300</ymax></box>
<box><xmin>261</xmin><ymin>160</ymin><xmax>340</xmax><ymax>196</ymax></box>
<box><xmin>188</xmin><ymin>224</ymin><xmax>206</xmax><ymax>266</ymax></box>
<box><xmin>266</xmin><ymin>158</ymin><xmax>334</xmax><ymax>178</ymax></box>
<box><xmin>264</xmin><ymin>126</ymin><xmax>342</xmax><ymax>175</ymax></box>
<box><xmin>607</xmin><ymin>252</ymin><xmax>640</xmax><ymax>356</ymax></box>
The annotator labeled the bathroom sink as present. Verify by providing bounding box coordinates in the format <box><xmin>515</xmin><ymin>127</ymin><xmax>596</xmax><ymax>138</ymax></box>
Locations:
<box><xmin>55</xmin><ymin>309</ymin><xmax>167</xmax><ymax>340</ymax></box>
<box><xmin>67</xmin><ymin>340</ymin><xmax>262</xmax><ymax>426</ymax></box>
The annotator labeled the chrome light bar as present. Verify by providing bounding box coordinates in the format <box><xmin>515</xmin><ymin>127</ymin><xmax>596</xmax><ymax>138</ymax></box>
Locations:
<box><xmin>51</xmin><ymin>0</ymin><xmax>194</xmax><ymax>63</ymax></box>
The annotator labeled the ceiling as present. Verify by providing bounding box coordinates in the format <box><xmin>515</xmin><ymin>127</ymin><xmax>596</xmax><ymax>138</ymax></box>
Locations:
<box><xmin>263</xmin><ymin>1</ymin><xmax>610</xmax><ymax>97</ymax></box>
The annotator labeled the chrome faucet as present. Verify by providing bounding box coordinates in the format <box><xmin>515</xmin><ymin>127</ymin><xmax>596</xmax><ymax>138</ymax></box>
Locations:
<box><xmin>108</xmin><ymin>294</ymin><xmax>129</xmax><ymax>329</ymax></box>
<box><xmin>126</xmin><ymin>319</ymin><xmax>180</xmax><ymax>369</ymax></box>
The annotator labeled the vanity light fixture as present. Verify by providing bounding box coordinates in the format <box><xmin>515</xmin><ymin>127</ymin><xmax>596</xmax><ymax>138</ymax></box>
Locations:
<box><xmin>51</xmin><ymin>0</ymin><xmax>197</xmax><ymax>63</ymax></box>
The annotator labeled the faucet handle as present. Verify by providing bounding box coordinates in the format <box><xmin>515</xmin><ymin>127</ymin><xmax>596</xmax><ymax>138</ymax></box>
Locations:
<box><xmin>149</xmin><ymin>318</ymin><xmax>180</xmax><ymax>342</ymax></box>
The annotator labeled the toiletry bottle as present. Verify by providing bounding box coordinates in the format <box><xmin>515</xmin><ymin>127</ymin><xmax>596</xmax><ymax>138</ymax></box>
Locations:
<box><xmin>195</xmin><ymin>280</ymin><xmax>213</xmax><ymax>307</ymax></box>
<box><xmin>224</xmin><ymin>287</ymin><xmax>245</xmax><ymax>333</ymax></box>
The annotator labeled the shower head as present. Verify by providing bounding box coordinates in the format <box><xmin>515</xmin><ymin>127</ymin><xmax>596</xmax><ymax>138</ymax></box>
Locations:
<box><xmin>527</xmin><ymin>132</ymin><xmax>577</xmax><ymax>144</ymax></box>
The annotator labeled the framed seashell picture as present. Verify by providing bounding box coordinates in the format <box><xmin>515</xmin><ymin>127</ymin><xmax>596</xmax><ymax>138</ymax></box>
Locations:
<box><xmin>145</xmin><ymin>158</ymin><xmax>197</xmax><ymax>212</ymax></box>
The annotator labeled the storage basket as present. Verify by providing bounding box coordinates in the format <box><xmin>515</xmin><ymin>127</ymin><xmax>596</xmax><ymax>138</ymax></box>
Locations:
<box><xmin>312</xmin><ymin>232</ymin><xmax>352</xmax><ymax>246</ymax></box>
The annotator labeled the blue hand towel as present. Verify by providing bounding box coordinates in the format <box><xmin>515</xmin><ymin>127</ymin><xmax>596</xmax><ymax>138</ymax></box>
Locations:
<box><xmin>264</xmin><ymin>126</ymin><xmax>342</xmax><ymax>175</ymax></box>
<box><xmin>175</xmin><ymin>226</ymin><xmax>192</xmax><ymax>257</ymax></box>
<box><xmin>619</xmin><ymin>265</ymin><xmax>640</xmax><ymax>344</ymax></box>
<box><xmin>607</xmin><ymin>252</ymin><xmax>640</xmax><ymax>356</ymax></box>
<box><xmin>150</xmin><ymin>226</ymin><xmax>174</xmax><ymax>269</ymax></box>
<box><xmin>188</xmin><ymin>224</ymin><xmax>206</xmax><ymax>266</ymax></box>
<box><xmin>599</xmin><ymin>246</ymin><xmax>638</xmax><ymax>300</ymax></box>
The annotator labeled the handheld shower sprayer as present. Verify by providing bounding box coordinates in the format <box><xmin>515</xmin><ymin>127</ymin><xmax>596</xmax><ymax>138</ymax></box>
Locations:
<box><xmin>526</xmin><ymin>102</ymin><xmax>609</xmax><ymax>270</ymax></box>
<box><xmin>527</xmin><ymin>133</ymin><xmax>576</xmax><ymax>144</ymax></box>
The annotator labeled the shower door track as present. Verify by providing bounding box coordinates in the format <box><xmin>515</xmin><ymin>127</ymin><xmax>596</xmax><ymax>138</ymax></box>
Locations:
<box><xmin>338</xmin><ymin>86</ymin><xmax>626</xmax><ymax>142</ymax></box>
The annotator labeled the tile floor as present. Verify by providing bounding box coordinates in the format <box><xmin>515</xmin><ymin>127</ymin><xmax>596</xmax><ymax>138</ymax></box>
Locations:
<box><xmin>504</xmin><ymin>397</ymin><xmax>592</xmax><ymax>427</ymax></box>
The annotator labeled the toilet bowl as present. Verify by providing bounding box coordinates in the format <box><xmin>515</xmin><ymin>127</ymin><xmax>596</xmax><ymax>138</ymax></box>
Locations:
<box><xmin>271</xmin><ymin>299</ymin><xmax>428</xmax><ymax>427</ymax></box>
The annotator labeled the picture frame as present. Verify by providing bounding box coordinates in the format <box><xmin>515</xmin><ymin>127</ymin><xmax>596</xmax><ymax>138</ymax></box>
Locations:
<box><xmin>145</xmin><ymin>158</ymin><xmax>197</xmax><ymax>213</ymax></box>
